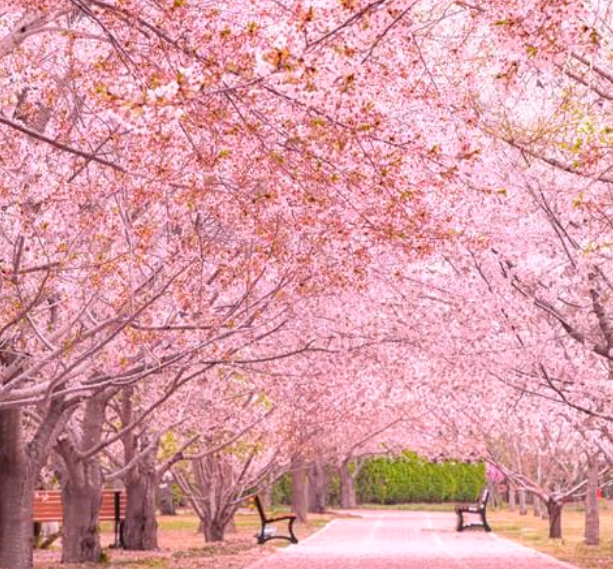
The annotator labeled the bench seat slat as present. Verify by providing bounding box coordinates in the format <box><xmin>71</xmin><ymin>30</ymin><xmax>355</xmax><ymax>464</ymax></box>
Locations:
<box><xmin>33</xmin><ymin>490</ymin><xmax>126</xmax><ymax>522</ymax></box>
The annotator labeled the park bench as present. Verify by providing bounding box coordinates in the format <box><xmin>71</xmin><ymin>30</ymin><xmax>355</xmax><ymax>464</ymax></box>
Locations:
<box><xmin>33</xmin><ymin>490</ymin><xmax>127</xmax><ymax>548</ymax></box>
<box><xmin>455</xmin><ymin>487</ymin><xmax>491</xmax><ymax>532</ymax></box>
<box><xmin>253</xmin><ymin>495</ymin><xmax>298</xmax><ymax>545</ymax></box>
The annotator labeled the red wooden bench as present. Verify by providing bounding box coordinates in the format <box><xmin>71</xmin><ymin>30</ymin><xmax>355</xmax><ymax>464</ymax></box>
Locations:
<box><xmin>34</xmin><ymin>490</ymin><xmax>127</xmax><ymax>548</ymax></box>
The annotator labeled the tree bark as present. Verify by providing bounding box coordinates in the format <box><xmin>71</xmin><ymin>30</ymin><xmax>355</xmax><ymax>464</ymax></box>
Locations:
<box><xmin>123</xmin><ymin>434</ymin><xmax>159</xmax><ymax>551</ymax></box>
<box><xmin>61</xmin><ymin>480</ymin><xmax>103</xmax><ymax>563</ymax></box>
<box><xmin>0</xmin><ymin>392</ymin><xmax>67</xmax><ymax>569</ymax></box>
<box><xmin>584</xmin><ymin>458</ymin><xmax>600</xmax><ymax>546</ymax></box>
<box><xmin>202</xmin><ymin>519</ymin><xmax>226</xmax><ymax>542</ymax></box>
<box><xmin>124</xmin><ymin>470</ymin><xmax>159</xmax><ymax>550</ymax></box>
<box><xmin>56</xmin><ymin>392</ymin><xmax>110</xmax><ymax>563</ymax></box>
<box><xmin>118</xmin><ymin>388</ymin><xmax>161</xmax><ymax>550</ymax></box>
<box><xmin>0</xmin><ymin>408</ymin><xmax>36</xmax><ymax>569</ymax></box>
<box><xmin>518</xmin><ymin>489</ymin><xmax>527</xmax><ymax>516</ymax></box>
<box><xmin>547</xmin><ymin>500</ymin><xmax>563</xmax><ymax>539</ymax></box>
<box><xmin>291</xmin><ymin>459</ymin><xmax>309</xmax><ymax>523</ymax></box>
<box><xmin>308</xmin><ymin>458</ymin><xmax>328</xmax><ymax>514</ymax></box>
<box><xmin>338</xmin><ymin>460</ymin><xmax>357</xmax><ymax>509</ymax></box>
<box><xmin>508</xmin><ymin>485</ymin><xmax>517</xmax><ymax>511</ymax></box>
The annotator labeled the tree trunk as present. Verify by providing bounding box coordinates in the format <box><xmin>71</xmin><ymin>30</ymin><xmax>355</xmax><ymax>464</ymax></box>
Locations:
<box><xmin>547</xmin><ymin>500</ymin><xmax>563</xmax><ymax>539</ymax></box>
<box><xmin>0</xmin><ymin>408</ymin><xmax>36</xmax><ymax>569</ymax></box>
<box><xmin>291</xmin><ymin>459</ymin><xmax>309</xmax><ymax>523</ymax></box>
<box><xmin>61</xmin><ymin>481</ymin><xmax>103</xmax><ymax>563</ymax></box>
<box><xmin>56</xmin><ymin>393</ymin><xmax>110</xmax><ymax>563</ymax></box>
<box><xmin>176</xmin><ymin>454</ymin><xmax>237</xmax><ymax>544</ymax></box>
<box><xmin>158</xmin><ymin>478</ymin><xmax>175</xmax><ymax>516</ymax></box>
<box><xmin>487</xmin><ymin>481</ymin><xmax>501</xmax><ymax>508</ymax></box>
<box><xmin>308</xmin><ymin>458</ymin><xmax>328</xmax><ymax>514</ymax></box>
<box><xmin>225</xmin><ymin>515</ymin><xmax>236</xmax><ymax>535</ymax></box>
<box><xmin>508</xmin><ymin>485</ymin><xmax>517</xmax><ymax>511</ymax></box>
<box><xmin>123</xmin><ymin>472</ymin><xmax>159</xmax><ymax>550</ymax></box>
<box><xmin>533</xmin><ymin>495</ymin><xmax>542</xmax><ymax>517</ymax></box>
<box><xmin>202</xmin><ymin>519</ymin><xmax>226</xmax><ymax>542</ymax></box>
<box><xmin>119</xmin><ymin>391</ymin><xmax>161</xmax><ymax>550</ymax></box>
<box><xmin>338</xmin><ymin>460</ymin><xmax>357</xmax><ymax>509</ymax></box>
<box><xmin>584</xmin><ymin>458</ymin><xmax>600</xmax><ymax>546</ymax></box>
<box><xmin>518</xmin><ymin>489</ymin><xmax>527</xmax><ymax>515</ymax></box>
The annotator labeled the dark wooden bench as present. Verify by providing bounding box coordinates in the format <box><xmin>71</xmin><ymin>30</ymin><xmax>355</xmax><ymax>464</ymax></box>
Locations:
<box><xmin>253</xmin><ymin>495</ymin><xmax>298</xmax><ymax>544</ymax></box>
<box><xmin>34</xmin><ymin>490</ymin><xmax>127</xmax><ymax>548</ymax></box>
<box><xmin>455</xmin><ymin>487</ymin><xmax>491</xmax><ymax>532</ymax></box>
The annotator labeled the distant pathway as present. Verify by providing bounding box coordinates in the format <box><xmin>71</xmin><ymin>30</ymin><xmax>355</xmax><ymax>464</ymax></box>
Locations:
<box><xmin>247</xmin><ymin>510</ymin><xmax>579</xmax><ymax>569</ymax></box>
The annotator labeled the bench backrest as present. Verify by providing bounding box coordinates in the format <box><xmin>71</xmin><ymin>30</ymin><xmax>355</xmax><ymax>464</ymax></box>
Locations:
<box><xmin>33</xmin><ymin>491</ymin><xmax>63</xmax><ymax>523</ymax></box>
<box><xmin>479</xmin><ymin>488</ymin><xmax>490</xmax><ymax>508</ymax></box>
<box><xmin>33</xmin><ymin>490</ymin><xmax>127</xmax><ymax>523</ymax></box>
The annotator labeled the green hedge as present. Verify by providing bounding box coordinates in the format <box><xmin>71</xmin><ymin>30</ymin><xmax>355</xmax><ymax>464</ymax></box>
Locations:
<box><xmin>356</xmin><ymin>452</ymin><xmax>484</xmax><ymax>504</ymax></box>
<box><xmin>272</xmin><ymin>453</ymin><xmax>484</xmax><ymax>505</ymax></box>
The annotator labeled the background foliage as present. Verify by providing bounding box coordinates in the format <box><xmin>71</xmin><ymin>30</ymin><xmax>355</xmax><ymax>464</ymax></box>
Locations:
<box><xmin>273</xmin><ymin>453</ymin><xmax>484</xmax><ymax>505</ymax></box>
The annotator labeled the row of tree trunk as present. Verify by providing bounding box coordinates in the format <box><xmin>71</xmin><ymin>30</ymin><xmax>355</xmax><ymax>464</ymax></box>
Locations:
<box><xmin>500</xmin><ymin>460</ymin><xmax>601</xmax><ymax>543</ymax></box>
<box><xmin>289</xmin><ymin>456</ymin><xmax>359</xmax><ymax>523</ymax></box>
<box><xmin>0</xmin><ymin>394</ymin><xmax>162</xmax><ymax>569</ymax></box>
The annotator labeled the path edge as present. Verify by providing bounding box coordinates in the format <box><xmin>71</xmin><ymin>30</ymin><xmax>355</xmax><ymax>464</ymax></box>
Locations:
<box><xmin>245</xmin><ymin>518</ymin><xmax>338</xmax><ymax>568</ymax></box>
<box><xmin>490</xmin><ymin>532</ymin><xmax>582</xmax><ymax>569</ymax></box>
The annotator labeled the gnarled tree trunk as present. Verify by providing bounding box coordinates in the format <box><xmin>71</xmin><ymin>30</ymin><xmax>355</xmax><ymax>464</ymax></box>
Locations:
<box><xmin>60</xmin><ymin>480</ymin><xmax>103</xmax><ymax>563</ymax></box>
<box><xmin>119</xmin><ymin>389</ymin><xmax>160</xmax><ymax>550</ymax></box>
<box><xmin>123</xmin><ymin>440</ymin><xmax>159</xmax><ymax>550</ymax></box>
<box><xmin>124</xmin><ymin>472</ymin><xmax>159</xmax><ymax>550</ymax></box>
<box><xmin>0</xmin><ymin>408</ymin><xmax>36</xmax><ymax>569</ymax></box>
<box><xmin>0</xmin><ymin>388</ymin><xmax>68</xmax><ymax>569</ymax></box>
<box><xmin>56</xmin><ymin>392</ymin><xmax>111</xmax><ymax>563</ymax></box>
<box><xmin>203</xmin><ymin>519</ymin><xmax>226</xmax><ymax>542</ymax></box>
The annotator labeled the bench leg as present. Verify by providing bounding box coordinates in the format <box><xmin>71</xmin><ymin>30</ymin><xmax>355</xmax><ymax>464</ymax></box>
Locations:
<box><xmin>481</xmin><ymin>512</ymin><xmax>492</xmax><ymax>532</ymax></box>
<box><xmin>456</xmin><ymin>511</ymin><xmax>464</xmax><ymax>532</ymax></box>
<box><xmin>288</xmin><ymin>518</ymin><xmax>298</xmax><ymax>544</ymax></box>
<box><xmin>111</xmin><ymin>519</ymin><xmax>124</xmax><ymax>549</ymax></box>
<box><xmin>257</xmin><ymin>523</ymin><xmax>267</xmax><ymax>544</ymax></box>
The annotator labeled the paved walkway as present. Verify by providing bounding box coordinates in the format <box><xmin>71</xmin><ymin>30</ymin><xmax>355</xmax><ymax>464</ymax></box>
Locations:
<box><xmin>248</xmin><ymin>510</ymin><xmax>579</xmax><ymax>569</ymax></box>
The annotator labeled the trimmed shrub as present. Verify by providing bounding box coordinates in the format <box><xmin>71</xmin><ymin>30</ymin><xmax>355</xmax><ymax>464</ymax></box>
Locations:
<box><xmin>270</xmin><ymin>452</ymin><xmax>485</xmax><ymax>506</ymax></box>
<box><xmin>356</xmin><ymin>452</ymin><xmax>485</xmax><ymax>504</ymax></box>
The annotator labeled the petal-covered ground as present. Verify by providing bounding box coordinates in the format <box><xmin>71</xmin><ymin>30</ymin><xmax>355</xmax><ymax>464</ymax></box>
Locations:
<box><xmin>247</xmin><ymin>510</ymin><xmax>579</xmax><ymax>569</ymax></box>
